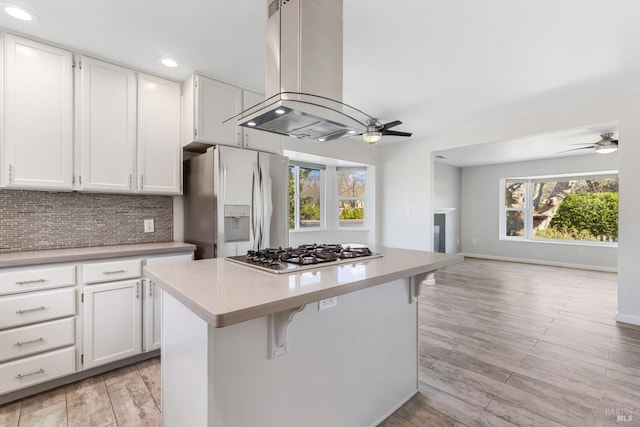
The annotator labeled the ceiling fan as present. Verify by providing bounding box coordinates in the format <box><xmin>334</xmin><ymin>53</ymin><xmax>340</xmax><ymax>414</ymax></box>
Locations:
<box><xmin>556</xmin><ymin>132</ymin><xmax>618</xmax><ymax>155</ymax></box>
<box><xmin>362</xmin><ymin>119</ymin><xmax>413</xmax><ymax>144</ymax></box>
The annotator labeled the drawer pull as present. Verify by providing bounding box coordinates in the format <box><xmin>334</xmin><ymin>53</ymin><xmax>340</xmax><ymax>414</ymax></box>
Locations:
<box><xmin>15</xmin><ymin>279</ymin><xmax>46</xmax><ymax>285</ymax></box>
<box><xmin>16</xmin><ymin>306</ymin><xmax>47</xmax><ymax>314</ymax></box>
<box><xmin>15</xmin><ymin>368</ymin><xmax>45</xmax><ymax>380</ymax></box>
<box><xmin>102</xmin><ymin>270</ymin><xmax>126</xmax><ymax>275</ymax></box>
<box><xmin>14</xmin><ymin>337</ymin><xmax>44</xmax><ymax>347</ymax></box>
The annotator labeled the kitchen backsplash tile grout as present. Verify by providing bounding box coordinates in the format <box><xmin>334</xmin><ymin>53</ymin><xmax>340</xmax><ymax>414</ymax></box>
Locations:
<box><xmin>0</xmin><ymin>190</ymin><xmax>173</xmax><ymax>253</ymax></box>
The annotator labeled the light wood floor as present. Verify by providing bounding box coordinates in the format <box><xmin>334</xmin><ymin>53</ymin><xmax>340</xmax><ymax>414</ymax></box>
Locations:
<box><xmin>381</xmin><ymin>259</ymin><xmax>640</xmax><ymax>427</ymax></box>
<box><xmin>1</xmin><ymin>259</ymin><xmax>638</xmax><ymax>426</ymax></box>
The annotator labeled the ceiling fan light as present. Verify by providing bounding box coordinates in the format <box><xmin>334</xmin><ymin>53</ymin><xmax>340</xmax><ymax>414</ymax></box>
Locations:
<box><xmin>595</xmin><ymin>145</ymin><xmax>618</xmax><ymax>154</ymax></box>
<box><xmin>363</xmin><ymin>131</ymin><xmax>382</xmax><ymax>144</ymax></box>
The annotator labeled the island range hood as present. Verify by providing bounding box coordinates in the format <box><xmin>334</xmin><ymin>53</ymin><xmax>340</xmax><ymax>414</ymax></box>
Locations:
<box><xmin>226</xmin><ymin>0</ymin><xmax>372</xmax><ymax>142</ymax></box>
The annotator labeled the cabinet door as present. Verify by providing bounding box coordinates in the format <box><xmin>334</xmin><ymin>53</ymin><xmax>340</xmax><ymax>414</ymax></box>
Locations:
<box><xmin>137</xmin><ymin>73</ymin><xmax>181</xmax><ymax>194</ymax></box>
<box><xmin>242</xmin><ymin>90</ymin><xmax>282</xmax><ymax>153</ymax></box>
<box><xmin>1</xmin><ymin>34</ymin><xmax>73</xmax><ymax>190</ymax></box>
<box><xmin>195</xmin><ymin>75</ymin><xmax>242</xmax><ymax>147</ymax></box>
<box><xmin>82</xmin><ymin>279</ymin><xmax>141</xmax><ymax>369</ymax></box>
<box><xmin>76</xmin><ymin>56</ymin><xmax>136</xmax><ymax>192</ymax></box>
<box><xmin>143</xmin><ymin>254</ymin><xmax>193</xmax><ymax>351</ymax></box>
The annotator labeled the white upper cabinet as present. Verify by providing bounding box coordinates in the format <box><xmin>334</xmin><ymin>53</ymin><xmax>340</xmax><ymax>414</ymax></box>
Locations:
<box><xmin>1</xmin><ymin>34</ymin><xmax>73</xmax><ymax>190</ymax></box>
<box><xmin>75</xmin><ymin>56</ymin><xmax>136</xmax><ymax>192</ymax></box>
<box><xmin>183</xmin><ymin>74</ymin><xmax>243</xmax><ymax>148</ymax></box>
<box><xmin>242</xmin><ymin>90</ymin><xmax>281</xmax><ymax>153</ymax></box>
<box><xmin>137</xmin><ymin>73</ymin><xmax>181</xmax><ymax>194</ymax></box>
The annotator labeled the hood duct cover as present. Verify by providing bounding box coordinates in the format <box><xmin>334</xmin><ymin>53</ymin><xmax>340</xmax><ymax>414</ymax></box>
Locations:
<box><xmin>227</xmin><ymin>0</ymin><xmax>372</xmax><ymax>142</ymax></box>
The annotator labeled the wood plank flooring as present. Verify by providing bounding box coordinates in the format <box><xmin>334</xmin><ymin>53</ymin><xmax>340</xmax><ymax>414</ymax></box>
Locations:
<box><xmin>381</xmin><ymin>259</ymin><xmax>640</xmax><ymax>427</ymax></box>
<box><xmin>1</xmin><ymin>259</ymin><xmax>638</xmax><ymax>426</ymax></box>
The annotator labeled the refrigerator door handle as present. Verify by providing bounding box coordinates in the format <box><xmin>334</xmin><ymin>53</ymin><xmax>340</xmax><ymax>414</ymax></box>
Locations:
<box><xmin>252</xmin><ymin>161</ymin><xmax>263</xmax><ymax>250</ymax></box>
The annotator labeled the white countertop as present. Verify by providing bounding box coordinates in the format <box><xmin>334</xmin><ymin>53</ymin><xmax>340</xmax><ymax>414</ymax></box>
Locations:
<box><xmin>144</xmin><ymin>247</ymin><xmax>463</xmax><ymax>327</ymax></box>
<box><xmin>0</xmin><ymin>242</ymin><xmax>196</xmax><ymax>268</ymax></box>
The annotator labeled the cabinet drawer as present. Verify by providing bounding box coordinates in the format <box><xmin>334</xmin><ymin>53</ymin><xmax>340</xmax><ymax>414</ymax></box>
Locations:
<box><xmin>0</xmin><ymin>317</ymin><xmax>74</xmax><ymax>363</ymax></box>
<box><xmin>0</xmin><ymin>288</ymin><xmax>76</xmax><ymax>330</ymax></box>
<box><xmin>82</xmin><ymin>259</ymin><xmax>141</xmax><ymax>284</ymax></box>
<box><xmin>0</xmin><ymin>346</ymin><xmax>75</xmax><ymax>394</ymax></box>
<box><xmin>0</xmin><ymin>265</ymin><xmax>75</xmax><ymax>296</ymax></box>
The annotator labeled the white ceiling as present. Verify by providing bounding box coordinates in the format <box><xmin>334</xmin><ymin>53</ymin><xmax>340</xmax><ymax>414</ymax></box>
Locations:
<box><xmin>1</xmin><ymin>0</ymin><xmax>638</xmax><ymax>164</ymax></box>
<box><xmin>434</xmin><ymin>123</ymin><xmax>618</xmax><ymax>167</ymax></box>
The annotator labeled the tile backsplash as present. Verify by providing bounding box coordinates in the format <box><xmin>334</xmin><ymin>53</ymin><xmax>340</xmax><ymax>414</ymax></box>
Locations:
<box><xmin>0</xmin><ymin>190</ymin><xmax>173</xmax><ymax>253</ymax></box>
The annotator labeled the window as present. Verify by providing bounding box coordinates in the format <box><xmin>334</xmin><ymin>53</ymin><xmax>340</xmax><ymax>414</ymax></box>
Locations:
<box><xmin>289</xmin><ymin>162</ymin><xmax>324</xmax><ymax>230</ymax></box>
<box><xmin>502</xmin><ymin>173</ymin><xmax>618</xmax><ymax>243</ymax></box>
<box><xmin>337</xmin><ymin>167</ymin><xmax>366</xmax><ymax>226</ymax></box>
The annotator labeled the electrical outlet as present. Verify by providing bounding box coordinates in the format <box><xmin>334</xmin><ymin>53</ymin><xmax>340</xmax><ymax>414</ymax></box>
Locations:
<box><xmin>144</xmin><ymin>219</ymin><xmax>155</xmax><ymax>233</ymax></box>
<box><xmin>318</xmin><ymin>296</ymin><xmax>338</xmax><ymax>311</ymax></box>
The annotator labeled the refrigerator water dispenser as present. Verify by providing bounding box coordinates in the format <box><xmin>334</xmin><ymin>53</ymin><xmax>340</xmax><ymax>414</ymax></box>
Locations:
<box><xmin>224</xmin><ymin>205</ymin><xmax>250</xmax><ymax>242</ymax></box>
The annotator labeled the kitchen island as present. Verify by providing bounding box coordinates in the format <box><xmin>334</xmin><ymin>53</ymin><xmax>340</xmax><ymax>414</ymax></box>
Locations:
<box><xmin>144</xmin><ymin>247</ymin><xmax>462</xmax><ymax>427</ymax></box>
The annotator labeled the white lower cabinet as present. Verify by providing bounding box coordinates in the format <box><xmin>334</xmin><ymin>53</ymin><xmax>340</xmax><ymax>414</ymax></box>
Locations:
<box><xmin>0</xmin><ymin>347</ymin><xmax>75</xmax><ymax>395</ymax></box>
<box><xmin>0</xmin><ymin>317</ymin><xmax>74</xmax><ymax>363</ymax></box>
<box><xmin>0</xmin><ymin>248</ymin><xmax>193</xmax><ymax>400</ymax></box>
<box><xmin>82</xmin><ymin>279</ymin><xmax>142</xmax><ymax>369</ymax></box>
<box><xmin>0</xmin><ymin>263</ymin><xmax>76</xmax><ymax>397</ymax></box>
<box><xmin>143</xmin><ymin>254</ymin><xmax>193</xmax><ymax>351</ymax></box>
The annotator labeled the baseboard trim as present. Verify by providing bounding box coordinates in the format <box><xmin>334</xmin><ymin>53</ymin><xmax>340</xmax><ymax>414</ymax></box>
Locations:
<box><xmin>462</xmin><ymin>253</ymin><xmax>617</xmax><ymax>273</ymax></box>
<box><xmin>615</xmin><ymin>312</ymin><xmax>640</xmax><ymax>326</ymax></box>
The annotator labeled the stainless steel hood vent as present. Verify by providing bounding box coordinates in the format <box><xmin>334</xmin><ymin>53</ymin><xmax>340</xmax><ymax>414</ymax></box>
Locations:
<box><xmin>227</xmin><ymin>0</ymin><xmax>373</xmax><ymax>142</ymax></box>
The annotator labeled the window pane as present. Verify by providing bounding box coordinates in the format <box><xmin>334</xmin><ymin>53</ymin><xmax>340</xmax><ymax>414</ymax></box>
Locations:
<box><xmin>338</xmin><ymin>199</ymin><xmax>364</xmax><ymax>224</ymax></box>
<box><xmin>299</xmin><ymin>167</ymin><xmax>321</xmax><ymax>228</ymax></box>
<box><xmin>534</xmin><ymin>178</ymin><xmax>618</xmax><ymax>242</ymax></box>
<box><xmin>506</xmin><ymin>210</ymin><xmax>525</xmax><ymax>236</ymax></box>
<box><xmin>288</xmin><ymin>166</ymin><xmax>295</xmax><ymax>229</ymax></box>
<box><xmin>505</xmin><ymin>183</ymin><xmax>525</xmax><ymax>208</ymax></box>
<box><xmin>337</xmin><ymin>170</ymin><xmax>366</xmax><ymax>197</ymax></box>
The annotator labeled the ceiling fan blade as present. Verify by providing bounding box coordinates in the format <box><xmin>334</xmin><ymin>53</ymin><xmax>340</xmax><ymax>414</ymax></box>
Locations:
<box><xmin>555</xmin><ymin>146</ymin><xmax>595</xmax><ymax>154</ymax></box>
<box><xmin>382</xmin><ymin>130</ymin><xmax>413</xmax><ymax>137</ymax></box>
<box><xmin>379</xmin><ymin>120</ymin><xmax>403</xmax><ymax>131</ymax></box>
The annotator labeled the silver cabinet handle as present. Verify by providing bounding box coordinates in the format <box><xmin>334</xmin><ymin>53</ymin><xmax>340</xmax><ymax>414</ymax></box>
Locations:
<box><xmin>136</xmin><ymin>282</ymin><xmax>140</xmax><ymax>299</ymax></box>
<box><xmin>16</xmin><ymin>306</ymin><xmax>46</xmax><ymax>314</ymax></box>
<box><xmin>15</xmin><ymin>279</ymin><xmax>46</xmax><ymax>285</ymax></box>
<box><xmin>8</xmin><ymin>164</ymin><xmax>14</xmax><ymax>184</ymax></box>
<box><xmin>16</xmin><ymin>369</ymin><xmax>45</xmax><ymax>380</ymax></box>
<box><xmin>129</xmin><ymin>174</ymin><xmax>132</xmax><ymax>189</ymax></box>
<box><xmin>102</xmin><ymin>270</ymin><xmax>125</xmax><ymax>275</ymax></box>
<box><xmin>140</xmin><ymin>174</ymin><xmax>144</xmax><ymax>189</ymax></box>
<box><xmin>149</xmin><ymin>281</ymin><xmax>153</xmax><ymax>297</ymax></box>
<box><xmin>15</xmin><ymin>337</ymin><xmax>44</xmax><ymax>347</ymax></box>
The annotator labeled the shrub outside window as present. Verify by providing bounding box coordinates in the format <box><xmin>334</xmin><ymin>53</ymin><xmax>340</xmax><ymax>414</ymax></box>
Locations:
<box><xmin>502</xmin><ymin>173</ymin><xmax>618</xmax><ymax>243</ymax></box>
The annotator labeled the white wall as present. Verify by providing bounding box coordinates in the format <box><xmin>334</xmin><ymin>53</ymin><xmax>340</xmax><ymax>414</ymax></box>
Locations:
<box><xmin>378</xmin><ymin>90</ymin><xmax>640</xmax><ymax>325</ymax></box>
<box><xmin>461</xmin><ymin>153</ymin><xmax>618</xmax><ymax>270</ymax></box>
<box><xmin>434</xmin><ymin>162</ymin><xmax>462</xmax><ymax>253</ymax></box>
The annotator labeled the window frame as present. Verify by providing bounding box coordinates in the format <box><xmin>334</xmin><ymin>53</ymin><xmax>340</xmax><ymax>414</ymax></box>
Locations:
<box><xmin>499</xmin><ymin>171</ymin><xmax>618</xmax><ymax>246</ymax></box>
<box><xmin>336</xmin><ymin>166</ymin><xmax>367</xmax><ymax>228</ymax></box>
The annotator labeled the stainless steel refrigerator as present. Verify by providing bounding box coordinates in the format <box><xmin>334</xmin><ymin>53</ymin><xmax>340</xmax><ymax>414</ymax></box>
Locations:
<box><xmin>183</xmin><ymin>145</ymin><xmax>289</xmax><ymax>259</ymax></box>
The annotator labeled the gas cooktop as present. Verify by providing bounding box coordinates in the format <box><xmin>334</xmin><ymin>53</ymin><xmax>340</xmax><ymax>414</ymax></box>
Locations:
<box><xmin>225</xmin><ymin>244</ymin><xmax>382</xmax><ymax>274</ymax></box>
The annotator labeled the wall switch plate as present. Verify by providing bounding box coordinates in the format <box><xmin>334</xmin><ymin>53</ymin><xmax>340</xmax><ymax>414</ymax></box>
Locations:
<box><xmin>144</xmin><ymin>219</ymin><xmax>155</xmax><ymax>233</ymax></box>
<box><xmin>318</xmin><ymin>296</ymin><xmax>338</xmax><ymax>311</ymax></box>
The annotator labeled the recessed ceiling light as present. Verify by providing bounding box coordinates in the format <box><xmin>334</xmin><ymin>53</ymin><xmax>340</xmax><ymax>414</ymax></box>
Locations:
<box><xmin>347</xmin><ymin>130</ymin><xmax>357</xmax><ymax>134</ymax></box>
<box><xmin>2</xmin><ymin>3</ymin><xmax>38</xmax><ymax>22</ymax></box>
<box><xmin>275</xmin><ymin>108</ymin><xmax>286</xmax><ymax>115</ymax></box>
<box><xmin>159</xmin><ymin>57</ymin><xmax>178</xmax><ymax>68</ymax></box>
<box><xmin>318</xmin><ymin>138</ymin><xmax>326</xmax><ymax>142</ymax></box>
<box><xmin>247</xmin><ymin>121</ymin><xmax>257</xmax><ymax>127</ymax></box>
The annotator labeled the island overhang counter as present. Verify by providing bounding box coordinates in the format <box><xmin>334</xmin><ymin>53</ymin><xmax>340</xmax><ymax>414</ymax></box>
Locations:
<box><xmin>144</xmin><ymin>247</ymin><xmax>463</xmax><ymax>427</ymax></box>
